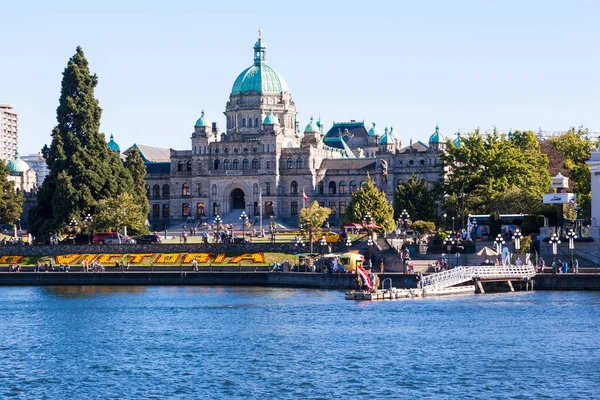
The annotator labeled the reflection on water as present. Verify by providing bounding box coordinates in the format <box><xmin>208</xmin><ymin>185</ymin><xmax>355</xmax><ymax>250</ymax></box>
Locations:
<box><xmin>43</xmin><ymin>285</ymin><xmax>148</xmax><ymax>297</ymax></box>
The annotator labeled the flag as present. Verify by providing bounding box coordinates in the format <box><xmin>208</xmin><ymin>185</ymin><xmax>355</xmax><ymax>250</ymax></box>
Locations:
<box><xmin>357</xmin><ymin>264</ymin><xmax>373</xmax><ymax>291</ymax></box>
<box><xmin>302</xmin><ymin>189</ymin><xmax>308</xmax><ymax>201</ymax></box>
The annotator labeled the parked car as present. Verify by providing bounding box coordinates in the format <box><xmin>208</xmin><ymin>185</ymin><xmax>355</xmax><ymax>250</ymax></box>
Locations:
<box><xmin>134</xmin><ymin>234</ymin><xmax>162</xmax><ymax>244</ymax></box>
<box><xmin>323</xmin><ymin>231</ymin><xmax>340</xmax><ymax>243</ymax></box>
<box><xmin>93</xmin><ymin>232</ymin><xmax>136</xmax><ymax>244</ymax></box>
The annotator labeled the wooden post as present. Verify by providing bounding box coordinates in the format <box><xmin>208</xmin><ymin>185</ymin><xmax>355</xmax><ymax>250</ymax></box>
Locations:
<box><xmin>507</xmin><ymin>280</ymin><xmax>514</xmax><ymax>292</ymax></box>
<box><xmin>476</xmin><ymin>280</ymin><xmax>485</xmax><ymax>294</ymax></box>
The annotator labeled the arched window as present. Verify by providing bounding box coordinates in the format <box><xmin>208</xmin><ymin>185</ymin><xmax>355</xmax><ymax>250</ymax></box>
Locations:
<box><xmin>242</xmin><ymin>118</ymin><xmax>246</xmax><ymax>127</ymax></box>
<box><xmin>146</xmin><ymin>185</ymin><xmax>150</xmax><ymax>197</ymax></box>
<box><xmin>318</xmin><ymin>181</ymin><xmax>324</xmax><ymax>194</ymax></box>
<box><xmin>265</xmin><ymin>182</ymin><xmax>271</xmax><ymax>195</ymax></box>
<box><xmin>255</xmin><ymin>117</ymin><xmax>259</xmax><ymax>126</ymax></box>
<box><xmin>252</xmin><ymin>158</ymin><xmax>259</xmax><ymax>169</ymax></box>
<box><xmin>360</xmin><ymin>180</ymin><xmax>366</xmax><ymax>188</ymax></box>
<box><xmin>214</xmin><ymin>159</ymin><xmax>220</xmax><ymax>170</ymax></box>
<box><xmin>232</xmin><ymin>159</ymin><xmax>239</xmax><ymax>169</ymax></box>
<box><xmin>186</xmin><ymin>161</ymin><xmax>192</xmax><ymax>171</ymax></box>
<box><xmin>296</xmin><ymin>157</ymin><xmax>303</xmax><ymax>169</ymax></box>
<box><xmin>349</xmin><ymin>181</ymin><xmax>357</xmax><ymax>193</ymax></box>
<box><xmin>163</xmin><ymin>184</ymin><xmax>170</xmax><ymax>197</ymax></box>
<box><xmin>223</xmin><ymin>159</ymin><xmax>230</xmax><ymax>170</ymax></box>
<box><xmin>253</xmin><ymin>183</ymin><xmax>259</xmax><ymax>196</ymax></box>
<box><xmin>242</xmin><ymin>158</ymin><xmax>249</xmax><ymax>169</ymax></box>
<box><xmin>177</xmin><ymin>161</ymin><xmax>183</xmax><ymax>171</ymax></box>
<box><xmin>248</xmin><ymin>118</ymin><xmax>253</xmax><ymax>127</ymax></box>
<box><xmin>287</xmin><ymin>158</ymin><xmax>293</xmax><ymax>168</ymax></box>
<box><xmin>153</xmin><ymin>184</ymin><xmax>160</xmax><ymax>197</ymax></box>
<box><xmin>290</xmin><ymin>181</ymin><xmax>298</xmax><ymax>194</ymax></box>
<box><xmin>339</xmin><ymin>181</ymin><xmax>347</xmax><ymax>194</ymax></box>
<box><xmin>329</xmin><ymin>181</ymin><xmax>337</xmax><ymax>194</ymax></box>
<box><xmin>182</xmin><ymin>183</ymin><xmax>190</xmax><ymax>196</ymax></box>
<box><xmin>211</xmin><ymin>184</ymin><xmax>217</xmax><ymax>197</ymax></box>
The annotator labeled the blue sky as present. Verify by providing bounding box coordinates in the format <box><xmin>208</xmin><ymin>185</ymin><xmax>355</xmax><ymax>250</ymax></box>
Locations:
<box><xmin>2</xmin><ymin>0</ymin><xmax>599</xmax><ymax>155</ymax></box>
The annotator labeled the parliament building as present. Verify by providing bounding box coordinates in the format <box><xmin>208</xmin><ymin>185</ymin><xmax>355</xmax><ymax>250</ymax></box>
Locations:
<box><xmin>121</xmin><ymin>35</ymin><xmax>455</xmax><ymax>229</ymax></box>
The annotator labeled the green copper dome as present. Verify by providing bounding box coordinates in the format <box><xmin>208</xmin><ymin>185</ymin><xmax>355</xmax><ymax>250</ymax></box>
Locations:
<box><xmin>453</xmin><ymin>131</ymin><xmax>462</xmax><ymax>147</ymax></box>
<box><xmin>304</xmin><ymin>116</ymin><xmax>319</xmax><ymax>133</ymax></box>
<box><xmin>368</xmin><ymin>122</ymin><xmax>381</xmax><ymax>137</ymax></box>
<box><xmin>7</xmin><ymin>151</ymin><xmax>30</xmax><ymax>173</ymax></box>
<box><xmin>263</xmin><ymin>109</ymin><xmax>280</xmax><ymax>125</ymax></box>
<box><xmin>107</xmin><ymin>134</ymin><xmax>120</xmax><ymax>152</ymax></box>
<box><xmin>429</xmin><ymin>124</ymin><xmax>445</xmax><ymax>143</ymax></box>
<box><xmin>231</xmin><ymin>37</ymin><xmax>289</xmax><ymax>95</ymax></box>
<box><xmin>380</xmin><ymin>126</ymin><xmax>395</xmax><ymax>144</ymax></box>
<box><xmin>195</xmin><ymin>109</ymin><xmax>211</xmax><ymax>127</ymax></box>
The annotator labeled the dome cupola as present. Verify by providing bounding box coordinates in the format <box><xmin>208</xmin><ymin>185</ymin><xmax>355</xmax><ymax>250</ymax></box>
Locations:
<box><xmin>263</xmin><ymin>109</ymin><xmax>280</xmax><ymax>125</ymax></box>
<box><xmin>368</xmin><ymin>122</ymin><xmax>381</xmax><ymax>137</ymax></box>
<box><xmin>453</xmin><ymin>130</ymin><xmax>462</xmax><ymax>147</ymax></box>
<box><xmin>107</xmin><ymin>134</ymin><xmax>120</xmax><ymax>153</ymax></box>
<box><xmin>231</xmin><ymin>32</ymin><xmax>289</xmax><ymax>95</ymax></box>
<box><xmin>7</xmin><ymin>151</ymin><xmax>30</xmax><ymax>173</ymax></box>
<box><xmin>304</xmin><ymin>116</ymin><xmax>319</xmax><ymax>133</ymax></box>
<box><xmin>195</xmin><ymin>109</ymin><xmax>211</xmax><ymax>127</ymax></box>
<box><xmin>429</xmin><ymin>124</ymin><xmax>445</xmax><ymax>143</ymax></box>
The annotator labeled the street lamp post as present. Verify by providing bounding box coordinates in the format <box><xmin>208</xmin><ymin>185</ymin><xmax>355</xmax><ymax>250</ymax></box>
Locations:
<box><xmin>495</xmin><ymin>234</ymin><xmax>505</xmax><ymax>265</ymax></box>
<box><xmin>294</xmin><ymin>236</ymin><xmax>304</xmax><ymax>271</ymax></box>
<box><xmin>512</xmin><ymin>229</ymin><xmax>523</xmax><ymax>263</ymax></box>
<box><xmin>566</xmin><ymin>229</ymin><xmax>577</xmax><ymax>270</ymax></box>
<box><xmin>69</xmin><ymin>218</ymin><xmax>78</xmax><ymax>244</ymax></box>
<box><xmin>319</xmin><ymin>235</ymin><xmax>327</xmax><ymax>256</ymax></box>
<box><xmin>367</xmin><ymin>235</ymin><xmax>374</xmax><ymax>268</ymax></box>
<box><xmin>269</xmin><ymin>216</ymin><xmax>276</xmax><ymax>243</ymax></box>
<box><xmin>452</xmin><ymin>216</ymin><xmax>455</xmax><ymax>235</ymax></box>
<box><xmin>400</xmin><ymin>209</ymin><xmax>410</xmax><ymax>232</ymax></box>
<box><xmin>549</xmin><ymin>234</ymin><xmax>561</xmax><ymax>272</ymax></box>
<box><xmin>445</xmin><ymin>237</ymin><xmax>455</xmax><ymax>268</ymax></box>
<box><xmin>214</xmin><ymin>214</ymin><xmax>222</xmax><ymax>242</ymax></box>
<box><xmin>443</xmin><ymin>213</ymin><xmax>447</xmax><ymax>231</ymax></box>
<box><xmin>84</xmin><ymin>213</ymin><xmax>93</xmax><ymax>244</ymax></box>
<box><xmin>240</xmin><ymin>211</ymin><xmax>248</xmax><ymax>243</ymax></box>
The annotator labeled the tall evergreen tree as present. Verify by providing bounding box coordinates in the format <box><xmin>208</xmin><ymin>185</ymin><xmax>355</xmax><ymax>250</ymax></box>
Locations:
<box><xmin>0</xmin><ymin>160</ymin><xmax>25</xmax><ymax>225</ymax></box>
<box><xmin>125</xmin><ymin>147</ymin><xmax>150</xmax><ymax>220</ymax></box>
<box><xmin>393</xmin><ymin>176</ymin><xmax>437</xmax><ymax>222</ymax></box>
<box><xmin>343</xmin><ymin>175</ymin><xmax>395</xmax><ymax>233</ymax></box>
<box><xmin>29</xmin><ymin>46</ymin><xmax>137</xmax><ymax>236</ymax></box>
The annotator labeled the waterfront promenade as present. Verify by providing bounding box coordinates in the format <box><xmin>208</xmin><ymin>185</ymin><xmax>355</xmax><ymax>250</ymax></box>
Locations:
<box><xmin>0</xmin><ymin>270</ymin><xmax>599</xmax><ymax>290</ymax></box>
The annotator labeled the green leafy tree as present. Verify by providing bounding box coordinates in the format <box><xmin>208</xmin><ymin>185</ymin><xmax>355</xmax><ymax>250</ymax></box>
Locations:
<box><xmin>125</xmin><ymin>147</ymin><xmax>150</xmax><ymax>219</ymax></box>
<box><xmin>299</xmin><ymin>201</ymin><xmax>331</xmax><ymax>253</ymax></box>
<box><xmin>412</xmin><ymin>220</ymin><xmax>436</xmax><ymax>233</ymax></box>
<box><xmin>343</xmin><ymin>175</ymin><xmax>395</xmax><ymax>233</ymax></box>
<box><xmin>394</xmin><ymin>176</ymin><xmax>438</xmax><ymax>222</ymax></box>
<box><xmin>29</xmin><ymin>46</ymin><xmax>138</xmax><ymax>236</ymax></box>
<box><xmin>95</xmin><ymin>193</ymin><xmax>147</xmax><ymax>236</ymax></box>
<box><xmin>488</xmin><ymin>186</ymin><xmax>540</xmax><ymax>215</ymax></box>
<box><xmin>547</xmin><ymin>127</ymin><xmax>596</xmax><ymax>218</ymax></box>
<box><xmin>440</xmin><ymin>129</ymin><xmax>550</xmax><ymax>215</ymax></box>
<box><xmin>0</xmin><ymin>160</ymin><xmax>25</xmax><ymax>225</ymax></box>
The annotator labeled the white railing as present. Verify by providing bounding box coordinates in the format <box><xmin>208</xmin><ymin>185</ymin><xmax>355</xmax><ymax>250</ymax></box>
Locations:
<box><xmin>422</xmin><ymin>266</ymin><xmax>475</xmax><ymax>289</ymax></box>
<box><xmin>472</xmin><ymin>265</ymin><xmax>536</xmax><ymax>280</ymax></box>
<box><xmin>423</xmin><ymin>264</ymin><xmax>536</xmax><ymax>289</ymax></box>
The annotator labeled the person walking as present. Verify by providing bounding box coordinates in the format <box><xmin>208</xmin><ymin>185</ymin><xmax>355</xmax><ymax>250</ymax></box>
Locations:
<box><xmin>416</xmin><ymin>271</ymin><xmax>423</xmax><ymax>289</ymax></box>
<box><xmin>573</xmin><ymin>259</ymin><xmax>579</xmax><ymax>274</ymax></box>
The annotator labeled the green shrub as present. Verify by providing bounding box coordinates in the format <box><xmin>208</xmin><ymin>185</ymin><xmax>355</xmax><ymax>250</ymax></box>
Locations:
<box><xmin>412</xmin><ymin>220</ymin><xmax>436</xmax><ymax>233</ymax></box>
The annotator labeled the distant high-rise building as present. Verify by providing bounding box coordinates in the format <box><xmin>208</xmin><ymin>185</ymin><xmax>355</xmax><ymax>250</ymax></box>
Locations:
<box><xmin>0</xmin><ymin>104</ymin><xmax>18</xmax><ymax>161</ymax></box>
<box><xmin>21</xmin><ymin>152</ymin><xmax>48</xmax><ymax>188</ymax></box>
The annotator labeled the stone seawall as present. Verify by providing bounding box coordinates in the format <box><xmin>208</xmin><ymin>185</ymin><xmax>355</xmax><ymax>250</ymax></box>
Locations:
<box><xmin>533</xmin><ymin>274</ymin><xmax>600</xmax><ymax>290</ymax></box>
<box><xmin>0</xmin><ymin>242</ymin><xmax>346</xmax><ymax>257</ymax></box>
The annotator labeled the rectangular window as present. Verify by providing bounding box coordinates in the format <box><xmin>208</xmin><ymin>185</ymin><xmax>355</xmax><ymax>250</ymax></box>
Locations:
<box><xmin>266</xmin><ymin>182</ymin><xmax>271</xmax><ymax>196</ymax></box>
<box><xmin>162</xmin><ymin>204</ymin><xmax>170</xmax><ymax>217</ymax></box>
<box><xmin>197</xmin><ymin>183</ymin><xmax>202</xmax><ymax>196</ymax></box>
<box><xmin>266</xmin><ymin>161</ymin><xmax>271</xmax><ymax>169</ymax></box>
<box><xmin>291</xmin><ymin>201</ymin><xmax>298</xmax><ymax>215</ymax></box>
<box><xmin>339</xmin><ymin>201</ymin><xmax>346</xmax><ymax>215</ymax></box>
<box><xmin>152</xmin><ymin>204</ymin><xmax>160</xmax><ymax>217</ymax></box>
<box><xmin>329</xmin><ymin>202</ymin><xmax>336</xmax><ymax>215</ymax></box>
<box><xmin>182</xmin><ymin>203</ymin><xmax>190</xmax><ymax>216</ymax></box>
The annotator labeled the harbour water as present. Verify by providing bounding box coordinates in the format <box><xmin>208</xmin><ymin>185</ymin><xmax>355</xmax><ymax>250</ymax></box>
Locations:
<box><xmin>0</xmin><ymin>287</ymin><xmax>598</xmax><ymax>399</ymax></box>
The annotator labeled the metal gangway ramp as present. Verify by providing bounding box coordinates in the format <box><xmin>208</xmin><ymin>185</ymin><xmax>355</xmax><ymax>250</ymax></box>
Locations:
<box><xmin>423</xmin><ymin>265</ymin><xmax>536</xmax><ymax>290</ymax></box>
<box><xmin>422</xmin><ymin>266</ymin><xmax>475</xmax><ymax>289</ymax></box>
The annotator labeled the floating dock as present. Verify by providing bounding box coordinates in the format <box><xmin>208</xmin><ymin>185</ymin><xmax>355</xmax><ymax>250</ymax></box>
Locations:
<box><xmin>345</xmin><ymin>285</ymin><xmax>475</xmax><ymax>301</ymax></box>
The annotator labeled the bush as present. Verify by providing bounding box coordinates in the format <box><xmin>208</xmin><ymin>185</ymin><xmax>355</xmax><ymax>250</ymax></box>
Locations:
<box><xmin>412</xmin><ymin>220</ymin><xmax>436</xmax><ymax>234</ymax></box>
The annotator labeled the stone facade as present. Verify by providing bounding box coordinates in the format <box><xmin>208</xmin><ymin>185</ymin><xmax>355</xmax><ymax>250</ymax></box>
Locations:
<box><xmin>138</xmin><ymin>36</ymin><xmax>448</xmax><ymax>230</ymax></box>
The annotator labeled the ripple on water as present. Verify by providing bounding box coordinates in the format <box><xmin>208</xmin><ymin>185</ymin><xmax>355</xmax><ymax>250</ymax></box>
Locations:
<box><xmin>0</xmin><ymin>287</ymin><xmax>598</xmax><ymax>399</ymax></box>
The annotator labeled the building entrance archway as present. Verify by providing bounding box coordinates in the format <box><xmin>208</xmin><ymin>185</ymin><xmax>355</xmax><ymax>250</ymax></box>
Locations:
<box><xmin>231</xmin><ymin>188</ymin><xmax>245</xmax><ymax>210</ymax></box>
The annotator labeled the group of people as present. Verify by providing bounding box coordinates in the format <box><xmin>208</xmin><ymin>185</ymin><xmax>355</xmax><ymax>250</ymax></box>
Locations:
<box><xmin>354</xmin><ymin>272</ymin><xmax>381</xmax><ymax>293</ymax></box>
<box><xmin>538</xmin><ymin>258</ymin><xmax>579</xmax><ymax>274</ymax></box>
<box><xmin>33</xmin><ymin>261</ymin><xmax>69</xmax><ymax>272</ymax></box>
